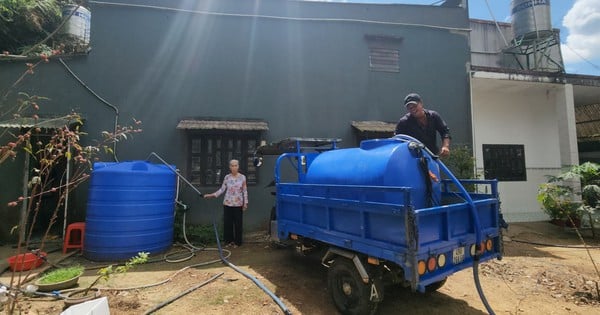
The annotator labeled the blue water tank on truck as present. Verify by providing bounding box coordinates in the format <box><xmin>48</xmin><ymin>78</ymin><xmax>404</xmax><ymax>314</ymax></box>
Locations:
<box><xmin>255</xmin><ymin>135</ymin><xmax>505</xmax><ymax>315</ymax></box>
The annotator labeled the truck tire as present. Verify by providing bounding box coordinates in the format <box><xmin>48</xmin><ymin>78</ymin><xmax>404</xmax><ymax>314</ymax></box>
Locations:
<box><xmin>327</xmin><ymin>258</ymin><xmax>381</xmax><ymax>315</ymax></box>
<box><xmin>425</xmin><ymin>277</ymin><xmax>447</xmax><ymax>293</ymax></box>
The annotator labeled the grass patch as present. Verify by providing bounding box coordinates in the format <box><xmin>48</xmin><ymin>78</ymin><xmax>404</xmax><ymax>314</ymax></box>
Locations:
<box><xmin>38</xmin><ymin>266</ymin><xmax>84</xmax><ymax>284</ymax></box>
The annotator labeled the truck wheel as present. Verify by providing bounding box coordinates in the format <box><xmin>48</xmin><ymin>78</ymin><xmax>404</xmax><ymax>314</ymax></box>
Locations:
<box><xmin>425</xmin><ymin>277</ymin><xmax>447</xmax><ymax>293</ymax></box>
<box><xmin>327</xmin><ymin>258</ymin><xmax>381</xmax><ymax>315</ymax></box>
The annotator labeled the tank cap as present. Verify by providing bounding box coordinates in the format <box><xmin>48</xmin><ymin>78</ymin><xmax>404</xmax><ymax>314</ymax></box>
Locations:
<box><xmin>131</xmin><ymin>161</ymin><xmax>149</xmax><ymax>171</ymax></box>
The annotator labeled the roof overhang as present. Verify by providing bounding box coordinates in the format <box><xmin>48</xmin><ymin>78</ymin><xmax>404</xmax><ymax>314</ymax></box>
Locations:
<box><xmin>576</xmin><ymin>103</ymin><xmax>600</xmax><ymax>143</ymax></box>
<box><xmin>176</xmin><ymin>119</ymin><xmax>269</xmax><ymax>131</ymax></box>
<box><xmin>471</xmin><ymin>65</ymin><xmax>600</xmax><ymax>106</ymax></box>
<box><xmin>0</xmin><ymin>116</ymin><xmax>83</xmax><ymax>129</ymax></box>
<box><xmin>351</xmin><ymin>120</ymin><xmax>396</xmax><ymax>133</ymax></box>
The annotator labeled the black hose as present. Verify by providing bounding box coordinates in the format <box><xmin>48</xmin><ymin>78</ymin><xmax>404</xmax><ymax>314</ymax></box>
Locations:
<box><xmin>473</xmin><ymin>258</ymin><xmax>495</xmax><ymax>315</ymax></box>
<box><xmin>418</xmin><ymin>155</ymin><xmax>435</xmax><ymax>207</ymax></box>
<box><xmin>59</xmin><ymin>58</ymin><xmax>120</xmax><ymax>162</ymax></box>
<box><xmin>512</xmin><ymin>239</ymin><xmax>600</xmax><ymax>249</ymax></box>
<box><xmin>145</xmin><ymin>152</ymin><xmax>292</xmax><ymax>315</ymax></box>
<box><xmin>212</xmin><ymin>222</ymin><xmax>292</xmax><ymax>315</ymax></box>
<box><xmin>438</xmin><ymin>157</ymin><xmax>495</xmax><ymax>315</ymax></box>
<box><xmin>143</xmin><ymin>272</ymin><xmax>224</xmax><ymax>315</ymax></box>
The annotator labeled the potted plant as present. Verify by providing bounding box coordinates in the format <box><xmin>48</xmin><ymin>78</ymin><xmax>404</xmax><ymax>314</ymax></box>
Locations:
<box><xmin>34</xmin><ymin>265</ymin><xmax>84</xmax><ymax>292</ymax></box>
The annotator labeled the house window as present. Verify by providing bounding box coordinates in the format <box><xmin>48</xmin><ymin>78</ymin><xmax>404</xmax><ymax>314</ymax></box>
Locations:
<box><xmin>177</xmin><ymin>118</ymin><xmax>268</xmax><ymax>186</ymax></box>
<box><xmin>189</xmin><ymin>133</ymin><xmax>260</xmax><ymax>186</ymax></box>
<box><xmin>365</xmin><ymin>34</ymin><xmax>403</xmax><ymax>73</ymax></box>
<box><xmin>482</xmin><ymin>144</ymin><xmax>527</xmax><ymax>181</ymax></box>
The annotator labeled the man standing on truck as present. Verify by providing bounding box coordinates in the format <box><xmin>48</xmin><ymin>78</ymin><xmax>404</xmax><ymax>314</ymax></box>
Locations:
<box><xmin>395</xmin><ymin>92</ymin><xmax>451</xmax><ymax>157</ymax></box>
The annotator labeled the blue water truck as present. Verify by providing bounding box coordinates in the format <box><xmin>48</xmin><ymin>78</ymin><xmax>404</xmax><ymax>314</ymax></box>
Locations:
<box><xmin>254</xmin><ymin>135</ymin><xmax>504</xmax><ymax>315</ymax></box>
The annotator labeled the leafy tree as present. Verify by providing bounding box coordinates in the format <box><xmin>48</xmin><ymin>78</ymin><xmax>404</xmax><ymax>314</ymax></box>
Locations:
<box><xmin>0</xmin><ymin>0</ymin><xmax>64</xmax><ymax>54</ymax></box>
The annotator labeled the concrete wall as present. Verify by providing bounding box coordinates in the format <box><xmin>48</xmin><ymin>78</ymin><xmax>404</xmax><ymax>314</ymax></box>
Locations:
<box><xmin>0</xmin><ymin>0</ymin><xmax>472</xmax><ymax>241</ymax></box>
<box><xmin>470</xmin><ymin>19</ymin><xmax>512</xmax><ymax>68</ymax></box>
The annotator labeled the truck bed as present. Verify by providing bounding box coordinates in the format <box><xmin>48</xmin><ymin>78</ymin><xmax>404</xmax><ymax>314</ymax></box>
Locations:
<box><xmin>275</xmin><ymin>180</ymin><xmax>502</xmax><ymax>291</ymax></box>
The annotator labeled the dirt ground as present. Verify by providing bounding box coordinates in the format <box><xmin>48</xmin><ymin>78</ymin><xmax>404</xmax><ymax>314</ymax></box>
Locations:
<box><xmin>1</xmin><ymin>221</ymin><xmax>600</xmax><ymax>315</ymax></box>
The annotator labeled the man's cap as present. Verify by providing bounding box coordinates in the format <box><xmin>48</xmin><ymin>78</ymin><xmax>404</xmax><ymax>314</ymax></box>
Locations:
<box><xmin>404</xmin><ymin>93</ymin><xmax>422</xmax><ymax>107</ymax></box>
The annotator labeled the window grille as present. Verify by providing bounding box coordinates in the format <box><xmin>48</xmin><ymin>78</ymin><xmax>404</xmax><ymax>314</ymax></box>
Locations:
<box><xmin>482</xmin><ymin>144</ymin><xmax>527</xmax><ymax>181</ymax></box>
<box><xmin>189</xmin><ymin>133</ymin><xmax>259</xmax><ymax>186</ymax></box>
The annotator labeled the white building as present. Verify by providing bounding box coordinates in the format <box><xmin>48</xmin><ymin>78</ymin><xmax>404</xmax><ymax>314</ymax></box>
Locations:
<box><xmin>469</xmin><ymin>11</ymin><xmax>600</xmax><ymax>222</ymax></box>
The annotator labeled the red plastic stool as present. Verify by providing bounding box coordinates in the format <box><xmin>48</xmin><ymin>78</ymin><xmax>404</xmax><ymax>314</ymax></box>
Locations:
<box><xmin>63</xmin><ymin>222</ymin><xmax>86</xmax><ymax>254</ymax></box>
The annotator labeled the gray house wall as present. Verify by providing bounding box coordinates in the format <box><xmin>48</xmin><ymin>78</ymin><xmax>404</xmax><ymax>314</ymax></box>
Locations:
<box><xmin>0</xmin><ymin>0</ymin><xmax>471</xmax><ymax>241</ymax></box>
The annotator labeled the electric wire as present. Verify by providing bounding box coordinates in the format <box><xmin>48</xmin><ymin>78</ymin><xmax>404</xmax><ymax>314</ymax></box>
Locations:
<box><xmin>89</xmin><ymin>0</ymin><xmax>471</xmax><ymax>32</ymax></box>
<box><xmin>563</xmin><ymin>44</ymin><xmax>600</xmax><ymax>71</ymax></box>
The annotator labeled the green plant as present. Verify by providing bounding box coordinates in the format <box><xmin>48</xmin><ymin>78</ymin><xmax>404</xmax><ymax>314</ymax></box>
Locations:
<box><xmin>441</xmin><ymin>145</ymin><xmax>476</xmax><ymax>180</ymax></box>
<box><xmin>0</xmin><ymin>0</ymin><xmax>63</xmax><ymax>54</ymax></box>
<box><xmin>174</xmin><ymin>218</ymin><xmax>220</xmax><ymax>245</ymax></box>
<box><xmin>548</xmin><ymin>162</ymin><xmax>600</xmax><ymax>236</ymax></box>
<box><xmin>83</xmin><ymin>252</ymin><xmax>149</xmax><ymax>295</ymax></box>
<box><xmin>37</xmin><ymin>265</ymin><xmax>83</xmax><ymax>284</ymax></box>
<box><xmin>537</xmin><ymin>182</ymin><xmax>580</xmax><ymax>221</ymax></box>
<box><xmin>439</xmin><ymin>144</ymin><xmax>479</xmax><ymax>194</ymax></box>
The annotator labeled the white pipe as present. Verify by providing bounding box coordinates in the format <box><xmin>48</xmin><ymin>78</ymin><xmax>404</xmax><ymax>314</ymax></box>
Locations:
<box><xmin>62</xmin><ymin>141</ymin><xmax>71</xmax><ymax>240</ymax></box>
<box><xmin>19</xmin><ymin>151</ymin><xmax>30</xmax><ymax>243</ymax></box>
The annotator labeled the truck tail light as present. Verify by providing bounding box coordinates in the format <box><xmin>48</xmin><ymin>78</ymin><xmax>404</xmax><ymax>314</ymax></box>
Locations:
<box><xmin>367</xmin><ymin>257</ymin><xmax>380</xmax><ymax>265</ymax></box>
<box><xmin>437</xmin><ymin>254</ymin><xmax>446</xmax><ymax>268</ymax></box>
<box><xmin>470</xmin><ymin>244</ymin><xmax>477</xmax><ymax>256</ymax></box>
<box><xmin>418</xmin><ymin>260</ymin><xmax>426</xmax><ymax>275</ymax></box>
<box><xmin>486</xmin><ymin>239</ymin><xmax>493</xmax><ymax>251</ymax></box>
<box><xmin>427</xmin><ymin>256</ymin><xmax>437</xmax><ymax>272</ymax></box>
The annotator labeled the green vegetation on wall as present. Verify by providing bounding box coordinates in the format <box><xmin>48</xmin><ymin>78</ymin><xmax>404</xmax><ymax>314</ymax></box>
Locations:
<box><xmin>0</xmin><ymin>0</ymin><xmax>62</xmax><ymax>53</ymax></box>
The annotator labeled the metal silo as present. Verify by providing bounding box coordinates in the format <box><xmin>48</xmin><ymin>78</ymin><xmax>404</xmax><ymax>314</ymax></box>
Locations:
<box><xmin>511</xmin><ymin>0</ymin><xmax>552</xmax><ymax>39</ymax></box>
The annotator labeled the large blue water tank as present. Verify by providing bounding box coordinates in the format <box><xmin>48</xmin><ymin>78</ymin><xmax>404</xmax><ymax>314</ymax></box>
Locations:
<box><xmin>84</xmin><ymin>161</ymin><xmax>176</xmax><ymax>261</ymax></box>
<box><xmin>304</xmin><ymin>138</ymin><xmax>441</xmax><ymax>209</ymax></box>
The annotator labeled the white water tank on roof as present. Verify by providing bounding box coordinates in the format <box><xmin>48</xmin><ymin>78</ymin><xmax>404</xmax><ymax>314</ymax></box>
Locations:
<box><xmin>61</xmin><ymin>5</ymin><xmax>91</xmax><ymax>45</ymax></box>
<box><xmin>511</xmin><ymin>0</ymin><xmax>552</xmax><ymax>40</ymax></box>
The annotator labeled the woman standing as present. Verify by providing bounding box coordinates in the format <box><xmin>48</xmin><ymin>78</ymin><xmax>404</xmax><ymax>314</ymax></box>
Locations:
<box><xmin>204</xmin><ymin>159</ymin><xmax>248</xmax><ymax>248</ymax></box>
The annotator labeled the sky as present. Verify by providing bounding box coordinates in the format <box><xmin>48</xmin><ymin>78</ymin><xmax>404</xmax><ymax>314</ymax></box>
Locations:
<box><xmin>309</xmin><ymin>0</ymin><xmax>600</xmax><ymax>76</ymax></box>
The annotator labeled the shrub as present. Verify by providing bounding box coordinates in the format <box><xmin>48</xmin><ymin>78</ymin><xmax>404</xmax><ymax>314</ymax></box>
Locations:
<box><xmin>539</xmin><ymin>162</ymin><xmax>600</xmax><ymax>235</ymax></box>
<box><xmin>537</xmin><ymin>183</ymin><xmax>580</xmax><ymax>220</ymax></box>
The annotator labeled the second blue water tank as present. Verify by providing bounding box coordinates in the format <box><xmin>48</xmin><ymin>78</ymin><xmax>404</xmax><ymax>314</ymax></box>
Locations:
<box><xmin>84</xmin><ymin>161</ymin><xmax>176</xmax><ymax>261</ymax></box>
<box><xmin>304</xmin><ymin>138</ymin><xmax>441</xmax><ymax>209</ymax></box>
